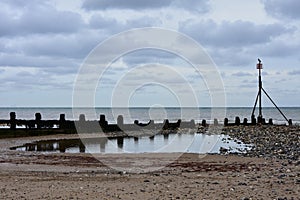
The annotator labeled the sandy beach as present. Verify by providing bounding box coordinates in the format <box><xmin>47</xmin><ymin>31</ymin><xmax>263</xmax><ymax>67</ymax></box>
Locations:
<box><xmin>0</xmin><ymin>126</ymin><xmax>299</xmax><ymax>199</ymax></box>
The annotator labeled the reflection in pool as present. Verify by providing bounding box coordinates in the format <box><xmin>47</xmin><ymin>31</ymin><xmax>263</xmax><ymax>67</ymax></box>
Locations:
<box><xmin>10</xmin><ymin>133</ymin><xmax>252</xmax><ymax>154</ymax></box>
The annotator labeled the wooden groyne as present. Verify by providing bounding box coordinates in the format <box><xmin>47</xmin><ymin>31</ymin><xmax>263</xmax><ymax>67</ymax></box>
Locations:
<box><xmin>0</xmin><ymin>112</ymin><xmax>293</xmax><ymax>134</ymax></box>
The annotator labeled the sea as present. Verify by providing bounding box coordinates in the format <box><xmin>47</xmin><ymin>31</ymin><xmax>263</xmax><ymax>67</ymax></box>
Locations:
<box><xmin>0</xmin><ymin>107</ymin><xmax>299</xmax><ymax>125</ymax></box>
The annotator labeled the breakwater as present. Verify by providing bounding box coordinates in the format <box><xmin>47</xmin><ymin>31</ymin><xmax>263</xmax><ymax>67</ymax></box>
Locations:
<box><xmin>0</xmin><ymin>112</ymin><xmax>293</xmax><ymax>132</ymax></box>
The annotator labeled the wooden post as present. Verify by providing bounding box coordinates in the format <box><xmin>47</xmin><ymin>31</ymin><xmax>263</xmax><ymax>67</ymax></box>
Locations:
<box><xmin>201</xmin><ymin>119</ymin><xmax>206</xmax><ymax>127</ymax></box>
<box><xmin>243</xmin><ymin>118</ymin><xmax>248</xmax><ymax>125</ymax></box>
<box><xmin>214</xmin><ymin>118</ymin><xmax>218</xmax><ymax>126</ymax></box>
<box><xmin>117</xmin><ymin>115</ymin><xmax>124</xmax><ymax>128</ymax></box>
<box><xmin>79</xmin><ymin>114</ymin><xmax>85</xmax><ymax>122</ymax></box>
<box><xmin>268</xmin><ymin>118</ymin><xmax>273</xmax><ymax>125</ymax></box>
<box><xmin>224</xmin><ymin>118</ymin><xmax>229</xmax><ymax>126</ymax></box>
<box><xmin>59</xmin><ymin>114</ymin><xmax>65</xmax><ymax>129</ymax></box>
<box><xmin>251</xmin><ymin>115</ymin><xmax>256</xmax><ymax>125</ymax></box>
<box><xmin>190</xmin><ymin>119</ymin><xmax>195</xmax><ymax>128</ymax></box>
<box><xmin>10</xmin><ymin>112</ymin><xmax>16</xmax><ymax>130</ymax></box>
<box><xmin>235</xmin><ymin>116</ymin><xmax>240</xmax><ymax>125</ymax></box>
<box><xmin>35</xmin><ymin>113</ymin><xmax>42</xmax><ymax>129</ymax></box>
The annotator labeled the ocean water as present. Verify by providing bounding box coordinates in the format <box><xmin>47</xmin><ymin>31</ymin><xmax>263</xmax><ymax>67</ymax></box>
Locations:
<box><xmin>0</xmin><ymin>107</ymin><xmax>299</xmax><ymax>125</ymax></box>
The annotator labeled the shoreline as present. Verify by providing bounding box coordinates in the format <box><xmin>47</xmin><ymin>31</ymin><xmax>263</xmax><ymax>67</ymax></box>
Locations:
<box><xmin>0</xmin><ymin>125</ymin><xmax>299</xmax><ymax>199</ymax></box>
<box><xmin>2</xmin><ymin>124</ymin><xmax>299</xmax><ymax>159</ymax></box>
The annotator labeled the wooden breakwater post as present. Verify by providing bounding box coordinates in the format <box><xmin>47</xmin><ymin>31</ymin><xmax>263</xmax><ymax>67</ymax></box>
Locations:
<box><xmin>251</xmin><ymin>115</ymin><xmax>256</xmax><ymax>125</ymax></box>
<box><xmin>10</xmin><ymin>112</ymin><xmax>16</xmax><ymax>130</ymax></box>
<box><xmin>76</xmin><ymin>114</ymin><xmax>86</xmax><ymax>132</ymax></box>
<box><xmin>163</xmin><ymin>119</ymin><xmax>170</xmax><ymax>129</ymax></box>
<box><xmin>59</xmin><ymin>114</ymin><xmax>65</xmax><ymax>129</ymax></box>
<box><xmin>201</xmin><ymin>119</ymin><xmax>207</xmax><ymax>127</ymax></box>
<box><xmin>269</xmin><ymin>118</ymin><xmax>273</xmax><ymax>125</ymax></box>
<box><xmin>214</xmin><ymin>118</ymin><xmax>218</xmax><ymax>126</ymax></box>
<box><xmin>100</xmin><ymin>114</ymin><xmax>108</xmax><ymax>127</ymax></box>
<box><xmin>35</xmin><ymin>113</ymin><xmax>42</xmax><ymax>129</ymax></box>
<box><xmin>243</xmin><ymin>118</ymin><xmax>248</xmax><ymax>125</ymax></box>
<box><xmin>117</xmin><ymin>115</ymin><xmax>124</xmax><ymax>129</ymax></box>
<box><xmin>224</xmin><ymin>118</ymin><xmax>229</xmax><ymax>126</ymax></box>
<box><xmin>235</xmin><ymin>117</ymin><xmax>240</xmax><ymax>125</ymax></box>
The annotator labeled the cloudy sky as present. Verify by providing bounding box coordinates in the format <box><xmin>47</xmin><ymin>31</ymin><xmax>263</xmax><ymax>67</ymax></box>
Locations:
<box><xmin>0</xmin><ymin>0</ymin><xmax>299</xmax><ymax>107</ymax></box>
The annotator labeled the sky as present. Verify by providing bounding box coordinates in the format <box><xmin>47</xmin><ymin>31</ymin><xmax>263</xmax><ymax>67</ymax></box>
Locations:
<box><xmin>0</xmin><ymin>0</ymin><xmax>300</xmax><ymax>107</ymax></box>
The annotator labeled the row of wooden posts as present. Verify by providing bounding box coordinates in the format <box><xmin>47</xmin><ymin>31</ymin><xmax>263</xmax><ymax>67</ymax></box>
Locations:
<box><xmin>0</xmin><ymin>112</ymin><xmax>293</xmax><ymax>132</ymax></box>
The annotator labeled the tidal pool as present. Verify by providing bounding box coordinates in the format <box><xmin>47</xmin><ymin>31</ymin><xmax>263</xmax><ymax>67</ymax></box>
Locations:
<box><xmin>11</xmin><ymin>133</ymin><xmax>252</xmax><ymax>154</ymax></box>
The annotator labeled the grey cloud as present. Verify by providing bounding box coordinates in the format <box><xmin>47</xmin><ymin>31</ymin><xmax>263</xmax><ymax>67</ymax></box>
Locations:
<box><xmin>16</xmin><ymin>71</ymin><xmax>34</xmax><ymax>77</ymax></box>
<box><xmin>126</xmin><ymin>17</ymin><xmax>161</xmax><ymax>28</ymax></box>
<box><xmin>244</xmin><ymin>79</ymin><xmax>257</xmax><ymax>84</ymax></box>
<box><xmin>252</xmin><ymin>39</ymin><xmax>299</xmax><ymax>58</ymax></box>
<box><xmin>19</xmin><ymin>6</ymin><xmax>85</xmax><ymax>34</ymax></box>
<box><xmin>263</xmin><ymin>0</ymin><xmax>300</xmax><ymax>19</ymax></box>
<box><xmin>232</xmin><ymin>72</ymin><xmax>253</xmax><ymax>77</ymax></box>
<box><xmin>179</xmin><ymin>19</ymin><xmax>290</xmax><ymax>47</ymax></box>
<box><xmin>98</xmin><ymin>77</ymin><xmax>116</xmax><ymax>85</ymax></box>
<box><xmin>89</xmin><ymin>14</ymin><xmax>160</xmax><ymax>33</ymax></box>
<box><xmin>179</xmin><ymin>19</ymin><xmax>293</xmax><ymax>67</ymax></box>
<box><xmin>0</xmin><ymin>29</ymin><xmax>106</xmax><ymax>62</ymax></box>
<box><xmin>233</xmin><ymin>79</ymin><xmax>257</xmax><ymax>89</ymax></box>
<box><xmin>1</xmin><ymin>69</ymin><xmax>73</xmax><ymax>90</ymax></box>
<box><xmin>288</xmin><ymin>70</ymin><xmax>300</xmax><ymax>75</ymax></box>
<box><xmin>0</xmin><ymin>1</ymin><xmax>85</xmax><ymax>36</ymax></box>
<box><xmin>221</xmin><ymin>72</ymin><xmax>226</xmax><ymax>78</ymax></box>
<box><xmin>262</xmin><ymin>72</ymin><xmax>269</xmax><ymax>76</ymax></box>
<box><xmin>43</xmin><ymin>66</ymin><xmax>78</xmax><ymax>75</ymax></box>
<box><xmin>274</xmin><ymin>78</ymin><xmax>287</xmax><ymax>83</ymax></box>
<box><xmin>0</xmin><ymin>0</ymin><xmax>43</xmax><ymax>8</ymax></box>
<box><xmin>82</xmin><ymin>0</ymin><xmax>173</xmax><ymax>10</ymax></box>
<box><xmin>21</xmin><ymin>33</ymin><xmax>96</xmax><ymax>58</ymax></box>
<box><xmin>171</xmin><ymin>0</ymin><xmax>210</xmax><ymax>14</ymax></box>
<box><xmin>0</xmin><ymin>52</ymin><xmax>80</xmax><ymax>69</ymax></box>
<box><xmin>240</xmin><ymin>83</ymin><xmax>256</xmax><ymax>88</ymax></box>
<box><xmin>122</xmin><ymin>49</ymin><xmax>178</xmax><ymax>66</ymax></box>
<box><xmin>207</xmin><ymin>47</ymin><xmax>254</xmax><ymax>67</ymax></box>
<box><xmin>89</xmin><ymin>14</ymin><xmax>121</xmax><ymax>30</ymax></box>
<box><xmin>82</xmin><ymin>0</ymin><xmax>210</xmax><ymax>13</ymax></box>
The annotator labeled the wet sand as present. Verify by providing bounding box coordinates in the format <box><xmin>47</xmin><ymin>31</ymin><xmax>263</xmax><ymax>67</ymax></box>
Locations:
<box><xmin>0</xmin><ymin>126</ymin><xmax>299</xmax><ymax>199</ymax></box>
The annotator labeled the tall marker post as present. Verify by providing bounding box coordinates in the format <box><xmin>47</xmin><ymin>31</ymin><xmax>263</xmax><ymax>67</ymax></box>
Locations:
<box><xmin>251</xmin><ymin>59</ymin><xmax>291</xmax><ymax>125</ymax></box>
<box><xmin>257</xmin><ymin>59</ymin><xmax>263</xmax><ymax>120</ymax></box>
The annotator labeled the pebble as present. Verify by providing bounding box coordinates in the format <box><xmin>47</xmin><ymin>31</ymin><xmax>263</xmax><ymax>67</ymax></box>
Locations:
<box><xmin>241</xmin><ymin>197</ymin><xmax>251</xmax><ymax>200</ymax></box>
<box><xmin>223</xmin><ymin>125</ymin><xmax>300</xmax><ymax>160</ymax></box>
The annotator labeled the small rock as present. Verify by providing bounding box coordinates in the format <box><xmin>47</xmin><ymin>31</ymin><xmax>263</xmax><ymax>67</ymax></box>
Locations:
<box><xmin>241</xmin><ymin>197</ymin><xmax>249</xmax><ymax>200</ymax></box>
<box><xmin>220</xmin><ymin>147</ymin><xmax>228</xmax><ymax>153</ymax></box>
<box><xmin>277</xmin><ymin>174</ymin><xmax>286</xmax><ymax>179</ymax></box>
